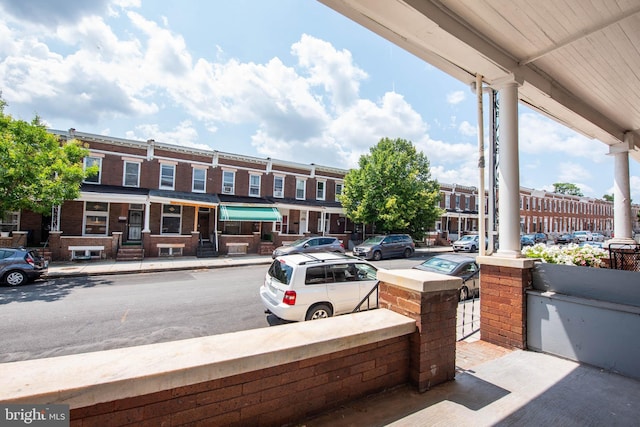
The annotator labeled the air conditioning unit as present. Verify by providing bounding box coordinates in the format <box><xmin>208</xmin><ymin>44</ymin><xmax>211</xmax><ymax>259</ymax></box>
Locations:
<box><xmin>223</xmin><ymin>185</ymin><xmax>233</xmax><ymax>194</ymax></box>
<box><xmin>274</xmin><ymin>190</ymin><xmax>283</xmax><ymax>198</ymax></box>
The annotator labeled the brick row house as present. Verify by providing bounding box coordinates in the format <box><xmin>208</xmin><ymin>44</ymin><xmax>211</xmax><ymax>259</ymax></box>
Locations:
<box><xmin>437</xmin><ymin>183</ymin><xmax>640</xmax><ymax>240</ymax></box>
<box><xmin>2</xmin><ymin>129</ymin><xmax>638</xmax><ymax>260</ymax></box>
<box><xmin>3</xmin><ymin>129</ymin><xmax>352</xmax><ymax>261</ymax></box>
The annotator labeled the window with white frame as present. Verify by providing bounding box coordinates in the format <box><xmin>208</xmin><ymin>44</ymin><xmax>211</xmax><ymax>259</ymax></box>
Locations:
<box><xmin>335</xmin><ymin>183</ymin><xmax>343</xmax><ymax>200</ymax></box>
<box><xmin>159</xmin><ymin>164</ymin><xmax>175</xmax><ymax>190</ymax></box>
<box><xmin>222</xmin><ymin>171</ymin><xmax>235</xmax><ymax>194</ymax></box>
<box><xmin>316</xmin><ymin>180</ymin><xmax>325</xmax><ymax>200</ymax></box>
<box><xmin>83</xmin><ymin>156</ymin><xmax>102</xmax><ymax>184</ymax></box>
<box><xmin>296</xmin><ymin>178</ymin><xmax>306</xmax><ymax>200</ymax></box>
<box><xmin>444</xmin><ymin>193</ymin><xmax>450</xmax><ymax>209</ymax></box>
<box><xmin>273</xmin><ymin>176</ymin><xmax>284</xmax><ymax>198</ymax></box>
<box><xmin>161</xmin><ymin>204</ymin><xmax>181</xmax><ymax>234</ymax></box>
<box><xmin>249</xmin><ymin>174</ymin><xmax>261</xmax><ymax>197</ymax></box>
<box><xmin>192</xmin><ymin>168</ymin><xmax>206</xmax><ymax>193</ymax></box>
<box><xmin>0</xmin><ymin>211</ymin><xmax>19</xmax><ymax>232</ymax></box>
<box><xmin>455</xmin><ymin>195</ymin><xmax>461</xmax><ymax>210</ymax></box>
<box><xmin>465</xmin><ymin>196</ymin><xmax>470</xmax><ymax>210</ymax></box>
<box><xmin>84</xmin><ymin>202</ymin><xmax>109</xmax><ymax>235</ymax></box>
<box><xmin>123</xmin><ymin>161</ymin><xmax>140</xmax><ymax>187</ymax></box>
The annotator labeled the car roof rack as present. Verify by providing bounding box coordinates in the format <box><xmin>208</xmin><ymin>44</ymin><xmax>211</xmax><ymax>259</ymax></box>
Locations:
<box><xmin>297</xmin><ymin>252</ymin><xmax>358</xmax><ymax>265</ymax></box>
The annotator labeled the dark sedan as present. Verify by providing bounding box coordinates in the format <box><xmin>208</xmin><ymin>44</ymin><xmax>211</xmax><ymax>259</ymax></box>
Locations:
<box><xmin>413</xmin><ymin>254</ymin><xmax>479</xmax><ymax>301</ymax></box>
<box><xmin>555</xmin><ymin>233</ymin><xmax>576</xmax><ymax>244</ymax></box>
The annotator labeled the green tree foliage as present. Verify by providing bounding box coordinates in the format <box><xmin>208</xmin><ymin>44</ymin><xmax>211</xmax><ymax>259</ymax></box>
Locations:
<box><xmin>553</xmin><ymin>182</ymin><xmax>583</xmax><ymax>196</ymax></box>
<box><xmin>602</xmin><ymin>194</ymin><xmax>613</xmax><ymax>202</ymax></box>
<box><xmin>339</xmin><ymin>137</ymin><xmax>442</xmax><ymax>239</ymax></box>
<box><xmin>0</xmin><ymin>98</ymin><xmax>94</xmax><ymax>219</ymax></box>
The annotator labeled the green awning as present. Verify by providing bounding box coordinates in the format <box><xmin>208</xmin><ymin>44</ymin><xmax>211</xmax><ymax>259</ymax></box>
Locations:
<box><xmin>219</xmin><ymin>206</ymin><xmax>282</xmax><ymax>222</ymax></box>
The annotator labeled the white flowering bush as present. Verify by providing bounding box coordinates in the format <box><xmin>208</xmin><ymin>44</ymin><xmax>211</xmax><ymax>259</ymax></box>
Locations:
<box><xmin>522</xmin><ymin>243</ymin><xmax>608</xmax><ymax>268</ymax></box>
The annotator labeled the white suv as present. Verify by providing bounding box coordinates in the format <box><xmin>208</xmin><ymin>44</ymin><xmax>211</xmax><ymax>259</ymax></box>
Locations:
<box><xmin>260</xmin><ymin>252</ymin><xmax>379</xmax><ymax>321</ymax></box>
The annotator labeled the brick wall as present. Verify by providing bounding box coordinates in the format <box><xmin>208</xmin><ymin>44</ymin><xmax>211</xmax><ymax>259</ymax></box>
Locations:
<box><xmin>479</xmin><ymin>263</ymin><xmax>532</xmax><ymax>349</ymax></box>
<box><xmin>69</xmin><ymin>336</ymin><xmax>409</xmax><ymax>426</ymax></box>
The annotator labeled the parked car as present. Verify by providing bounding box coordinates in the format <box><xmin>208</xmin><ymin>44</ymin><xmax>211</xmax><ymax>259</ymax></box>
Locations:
<box><xmin>590</xmin><ymin>232</ymin><xmax>605</xmax><ymax>242</ymax></box>
<box><xmin>0</xmin><ymin>248</ymin><xmax>48</xmax><ymax>286</ymax></box>
<box><xmin>413</xmin><ymin>254</ymin><xmax>479</xmax><ymax>301</ymax></box>
<box><xmin>572</xmin><ymin>230</ymin><xmax>593</xmax><ymax>242</ymax></box>
<box><xmin>260</xmin><ymin>252</ymin><xmax>379</xmax><ymax>321</ymax></box>
<box><xmin>352</xmin><ymin>234</ymin><xmax>415</xmax><ymax>261</ymax></box>
<box><xmin>521</xmin><ymin>235</ymin><xmax>535</xmax><ymax>247</ymax></box>
<box><xmin>272</xmin><ymin>236</ymin><xmax>344</xmax><ymax>259</ymax></box>
<box><xmin>523</xmin><ymin>233</ymin><xmax>547</xmax><ymax>244</ymax></box>
<box><xmin>554</xmin><ymin>233</ymin><xmax>576</xmax><ymax>245</ymax></box>
<box><xmin>452</xmin><ymin>234</ymin><xmax>484</xmax><ymax>253</ymax></box>
<box><xmin>579</xmin><ymin>241</ymin><xmax>604</xmax><ymax>249</ymax></box>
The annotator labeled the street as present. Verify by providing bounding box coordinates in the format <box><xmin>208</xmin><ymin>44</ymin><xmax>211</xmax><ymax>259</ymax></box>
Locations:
<box><xmin>0</xmin><ymin>255</ymin><xmax>476</xmax><ymax>362</ymax></box>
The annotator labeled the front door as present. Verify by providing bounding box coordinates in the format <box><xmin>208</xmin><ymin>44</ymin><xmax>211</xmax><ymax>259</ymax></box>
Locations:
<box><xmin>198</xmin><ymin>210</ymin><xmax>210</xmax><ymax>241</ymax></box>
<box><xmin>127</xmin><ymin>210</ymin><xmax>143</xmax><ymax>241</ymax></box>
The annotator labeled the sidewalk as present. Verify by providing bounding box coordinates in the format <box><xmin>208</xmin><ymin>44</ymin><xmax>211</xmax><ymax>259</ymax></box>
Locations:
<box><xmin>45</xmin><ymin>246</ymin><xmax>452</xmax><ymax>278</ymax></box>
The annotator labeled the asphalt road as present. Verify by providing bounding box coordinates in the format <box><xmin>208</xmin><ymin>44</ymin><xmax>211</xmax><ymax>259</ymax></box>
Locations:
<box><xmin>0</xmin><ymin>257</ymin><xmax>429</xmax><ymax>362</ymax></box>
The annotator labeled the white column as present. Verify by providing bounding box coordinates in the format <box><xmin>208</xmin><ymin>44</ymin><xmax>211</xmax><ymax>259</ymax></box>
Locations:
<box><xmin>143</xmin><ymin>199</ymin><xmax>151</xmax><ymax>232</ymax></box>
<box><xmin>496</xmin><ymin>81</ymin><xmax>522</xmax><ymax>257</ymax></box>
<box><xmin>609</xmin><ymin>134</ymin><xmax>635</xmax><ymax>244</ymax></box>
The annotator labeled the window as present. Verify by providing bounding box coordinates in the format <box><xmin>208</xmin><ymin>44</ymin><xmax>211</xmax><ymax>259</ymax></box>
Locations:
<box><xmin>222</xmin><ymin>171</ymin><xmax>235</xmax><ymax>194</ymax></box>
<box><xmin>249</xmin><ymin>174</ymin><xmax>261</xmax><ymax>197</ymax></box>
<box><xmin>335</xmin><ymin>183</ymin><xmax>343</xmax><ymax>200</ymax></box>
<box><xmin>465</xmin><ymin>196</ymin><xmax>470</xmax><ymax>210</ymax></box>
<box><xmin>296</xmin><ymin>179</ymin><xmax>306</xmax><ymax>200</ymax></box>
<box><xmin>161</xmin><ymin>204</ymin><xmax>181</xmax><ymax>234</ymax></box>
<box><xmin>455</xmin><ymin>195</ymin><xmax>460</xmax><ymax>210</ymax></box>
<box><xmin>84</xmin><ymin>156</ymin><xmax>102</xmax><ymax>183</ymax></box>
<box><xmin>445</xmin><ymin>193</ymin><xmax>451</xmax><ymax>209</ymax></box>
<box><xmin>316</xmin><ymin>181</ymin><xmax>325</xmax><ymax>200</ymax></box>
<box><xmin>273</xmin><ymin>176</ymin><xmax>284</xmax><ymax>198</ymax></box>
<box><xmin>84</xmin><ymin>202</ymin><xmax>109</xmax><ymax>235</ymax></box>
<box><xmin>0</xmin><ymin>211</ymin><xmax>19</xmax><ymax>233</ymax></box>
<box><xmin>193</xmin><ymin>168</ymin><xmax>206</xmax><ymax>193</ymax></box>
<box><xmin>159</xmin><ymin>164</ymin><xmax>175</xmax><ymax>189</ymax></box>
<box><xmin>123</xmin><ymin>161</ymin><xmax>140</xmax><ymax>187</ymax></box>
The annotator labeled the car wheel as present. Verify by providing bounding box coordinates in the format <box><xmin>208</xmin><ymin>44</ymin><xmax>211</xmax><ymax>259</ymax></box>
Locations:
<box><xmin>471</xmin><ymin>245</ymin><xmax>477</xmax><ymax>252</ymax></box>
<box><xmin>459</xmin><ymin>286</ymin><xmax>469</xmax><ymax>301</ymax></box>
<box><xmin>5</xmin><ymin>270</ymin><xmax>27</xmax><ymax>286</ymax></box>
<box><xmin>305</xmin><ymin>304</ymin><xmax>333</xmax><ymax>321</ymax></box>
<box><xmin>372</xmin><ymin>251</ymin><xmax>382</xmax><ymax>261</ymax></box>
<box><xmin>403</xmin><ymin>248</ymin><xmax>412</xmax><ymax>258</ymax></box>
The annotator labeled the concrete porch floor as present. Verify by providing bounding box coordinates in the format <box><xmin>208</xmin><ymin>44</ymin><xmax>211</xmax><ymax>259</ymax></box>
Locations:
<box><xmin>299</xmin><ymin>340</ymin><xmax>640</xmax><ymax>427</ymax></box>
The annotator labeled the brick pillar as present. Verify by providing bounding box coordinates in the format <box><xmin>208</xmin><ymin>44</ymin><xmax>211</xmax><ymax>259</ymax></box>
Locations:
<box><xmin>48</xmin><ymin>231</ymin><xmax>62</xmax><ymax>261</ymax></box>
<box><xmin>190</xmin><ymin>231</ymin><xmax>200</xmax><ymax>256</ymax></box>
<box><xmin>476</xmin><ymin>256</ymin><xmax>536</xmax><ymax>349</ymax></box>
<box><xmin>377</xmin><ymin>269</ymin><xmax>461</xmax><ymax>392</ymax></box>
<box><xmin>142</xmin><ymin>231</ymin><xmax>151</xmax><ymax>258</ymax></box>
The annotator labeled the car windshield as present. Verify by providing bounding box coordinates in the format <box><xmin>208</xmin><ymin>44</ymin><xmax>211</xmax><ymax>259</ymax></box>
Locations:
<box><xmin>419</xmin><ymin>257</ymin><xmax>459</xmax><ymax>274</ymax></box>
<box><xmin>361</xmin><ymin>236</ymin><xmax>385</xmax><ymax>244</ymax></box>
<box><xmin>523</xmin><ymin>234</ymin><xmax>535</xmax><ymax>239</ymax></box>
<box><xmin>459</xmin><ymin>235</ymin><xmax>476</xmax><ymax>241</ymax></box>
<box><xmin>268</xmin><ymin>259</ymin><xmax>293</xmax><ymax>284</ymax></box>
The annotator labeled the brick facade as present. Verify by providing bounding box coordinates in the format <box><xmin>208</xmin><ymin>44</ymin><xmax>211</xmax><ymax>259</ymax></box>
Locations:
<box><xmin>69</xmin><ymin>337</ymin><xmax>409</xmax><ymax>427</ymax></box>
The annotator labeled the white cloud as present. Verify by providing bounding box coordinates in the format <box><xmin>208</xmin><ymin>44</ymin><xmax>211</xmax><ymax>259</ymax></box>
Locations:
<box><xmin>458</xmin><ymin>120</ymin><xmax>476</xmax><ymax>136</ymax></box>
<box><xmin>519</xmin><ymin>113</ymin><xmax>608</xmax><ymax>162</ymax></box>
<box><xmin>447</xmin><ymin>90</ymin><xmax>465</xmax><ymax>105</ymax></box>
<box><xmin>124</xmin><ymin>120</ymin><xmax>209</xmax><ymax>150</ymax></box>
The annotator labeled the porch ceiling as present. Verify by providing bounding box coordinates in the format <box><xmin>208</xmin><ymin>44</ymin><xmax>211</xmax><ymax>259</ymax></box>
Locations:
<box><xmin>318</xmin><ymin>0</ymin><xmax>640</xmax><ymax>162</ymax></box>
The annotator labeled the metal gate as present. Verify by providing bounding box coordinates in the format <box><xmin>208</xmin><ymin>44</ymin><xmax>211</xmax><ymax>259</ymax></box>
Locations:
<box><xmin>457</xmin><ymin>274</ymin><xmax>480</xmax><ymax>341</ymax></box>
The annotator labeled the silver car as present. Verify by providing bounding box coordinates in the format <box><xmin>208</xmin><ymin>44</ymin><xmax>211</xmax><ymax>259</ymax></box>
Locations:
<box><xmin>272</xmin><ymin>236</ymin><xmax>345</xmax><ymax>259</ymax></box>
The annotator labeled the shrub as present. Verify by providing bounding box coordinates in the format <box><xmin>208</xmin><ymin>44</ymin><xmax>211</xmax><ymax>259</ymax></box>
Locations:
<box><xmin>522</xmin><ymin>243</ymin><xmax>607</xmax><ymax>268</ymax></box>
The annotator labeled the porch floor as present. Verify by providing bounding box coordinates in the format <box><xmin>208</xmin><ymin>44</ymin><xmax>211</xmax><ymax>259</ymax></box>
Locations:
<box><xmin>301</xmin><ymin>340</ymin><xmax>640</xmax><ymax>426</ymax></box>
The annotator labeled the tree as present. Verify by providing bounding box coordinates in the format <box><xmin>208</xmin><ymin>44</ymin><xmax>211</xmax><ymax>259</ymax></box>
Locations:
<box><xmin>0</xmin><ymin>98</ymin><xmax>94</xmax><ymax>224</ymax></box>
<box><xmin>339</xmin><ymin>137</ymin><xmax>442</xmax><ymax>239</ymax></box>
<box><xmin>553</xmin><ymin>182</ymin><xmax>583</xmax><ymax>196</ymax></box>
<box><xmin>602</xmin><ymin>194</ymin><xmax>614</xmax><ymax>202</ymax></box>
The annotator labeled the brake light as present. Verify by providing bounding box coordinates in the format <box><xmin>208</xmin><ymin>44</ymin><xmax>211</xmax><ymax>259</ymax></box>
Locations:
<box><xmin>25</xmin><ymin>254</ymin><xmax>35</xmax><ymax>266</ymax></box>
<box><xmin>283</xmin><ymin>290</ymin><xmax>297</xmax><ymax>305</ymax></box>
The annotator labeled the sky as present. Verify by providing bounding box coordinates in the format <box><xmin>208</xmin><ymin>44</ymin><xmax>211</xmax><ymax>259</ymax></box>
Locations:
<box><xmin>1</xmin><ymin>0</ymin><xmax>638</xmax><ymax>201</ymax></box>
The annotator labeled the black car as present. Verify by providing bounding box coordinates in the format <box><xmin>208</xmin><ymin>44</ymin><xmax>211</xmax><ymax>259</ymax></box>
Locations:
<box><xmin>0</xmin><ymin>248</ymin><xmax>48</xmax><ymax>286</ymax></box>
<box><xmin>413</xmin><ymin>254</ymin><xmax>479</xmax><ymax>301</ymax></box>
<box><xmin>555</xmin><ymin>233</ymin><xmax>576</xmax><ymax>244</ymax></box>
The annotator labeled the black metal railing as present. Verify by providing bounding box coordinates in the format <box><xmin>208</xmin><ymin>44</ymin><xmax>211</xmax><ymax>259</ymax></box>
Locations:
<box><xmin>609</xmin><ymin>243</ymin><xmax>640</xmax><ymax>272</ymax></box>
<box><xmin>457</xmin><ymin>271</ymin><xmax>481</xmax><ymax>341</ymax></box>
<box><xmin>352</xmin><ymin>281</ymin><xmax>380</xmax><ymax>313</ymax></box>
